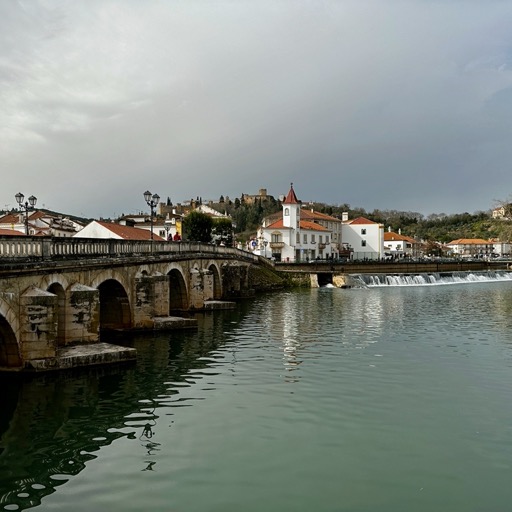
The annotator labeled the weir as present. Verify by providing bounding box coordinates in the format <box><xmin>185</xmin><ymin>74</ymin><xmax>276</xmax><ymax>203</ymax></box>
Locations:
<box><xmin>350</xmin><ymin>270</ymin><xmax>512</xmax><ymax>287</ymax></box>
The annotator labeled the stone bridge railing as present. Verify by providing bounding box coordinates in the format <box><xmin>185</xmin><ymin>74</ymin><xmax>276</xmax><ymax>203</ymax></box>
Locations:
<box><xmin>0</xmin><ymin>236</ymin><xmax>261</xmax><ymax>264</ymax></box>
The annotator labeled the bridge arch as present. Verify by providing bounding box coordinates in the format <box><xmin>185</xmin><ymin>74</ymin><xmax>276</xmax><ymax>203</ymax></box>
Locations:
<box><xmin>0</xmin><ymin>299</ymin><xmax>21</xmax><ymax>368</ymax></box>
<box><xmin>168</xmin><ymin>268</ymin><xmax>188</xmax><ymax>312</ymax></box>
<box><xmin>208</xmin><ymin>262</ymin><xmax>223</xmax><ymax>300</ymax></box>
<box><xmin>96</xmin><ymin>279</ymin><xmax>132</xmax><ymax>331</ymax></box>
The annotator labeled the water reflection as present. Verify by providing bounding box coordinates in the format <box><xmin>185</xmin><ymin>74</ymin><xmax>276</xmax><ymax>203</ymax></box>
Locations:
<box><xmin>0</xmin><ymin>306</ymin><xmax>247</xmax><ymax>511</ymax></box>
<box><xmin>3</xmin><ymin>285</ymin><xmax>512</xmax><ymax>511</ymax></box>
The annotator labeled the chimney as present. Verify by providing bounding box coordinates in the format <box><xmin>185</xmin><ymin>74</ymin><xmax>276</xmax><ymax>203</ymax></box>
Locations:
<box><xmin>342</xmin><ymin>212</ymin><xmax>348</xmax><ymax>222</ymax></box>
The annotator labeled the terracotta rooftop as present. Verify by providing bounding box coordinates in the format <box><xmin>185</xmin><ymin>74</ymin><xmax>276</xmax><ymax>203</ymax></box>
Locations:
<box><xmin>347</xmin><ymin>217</ymin><xmax>379</xmax><ymax>225</ymax></box>
<box><xmin>283</xmin><ymin>184</ymin><xmax>300</xmax><ymax>205</ymax></box>
<box><xmin>96</xmin><ymin>221</ymin><xmax>165</xmax><ymax>240</ymax></box>
<box><xmin>0</xmin><ymin>228</ymin><xmax>25</xmax><ymax>236</ymax></box>
<box><xmin>447</xmin><ymin>238</ymin><xmax>491</xmax><ymax>245</ymax></box>
<box><xmin>301</xmin><ymin>210</ymin><xmax>341</xmax><ymax>222</ymax></box>
<box><xmin>266</xmin><ymin>219</ymin><xmax>328</xmax><ymax>231</ymax></box>
<box><xmin>384</xmin><ymin>231</ymin><xmax>417</xmax><ymax>243</ymax></box>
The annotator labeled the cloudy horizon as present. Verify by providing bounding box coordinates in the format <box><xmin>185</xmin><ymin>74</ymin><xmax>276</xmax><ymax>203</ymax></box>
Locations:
<box><xmin>2</xmin><ymin>0</ymin><xmax>512</xmax><ymax>219</ymax></box>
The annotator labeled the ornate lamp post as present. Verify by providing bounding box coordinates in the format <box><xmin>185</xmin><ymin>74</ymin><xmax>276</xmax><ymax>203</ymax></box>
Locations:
<box><xmin>164</xmin><ymin>218</ymin><xmax>172</xmax><ymax>241</ymax></box>
<box><xmin>15</xmin><ymin>192</ymin><xmax>37</xmax><ymax>235</ymax></box>
<box><xmin>143</xmin><ymin>190</ymin><xmax>160</xmax><ymax>241</ymax></box>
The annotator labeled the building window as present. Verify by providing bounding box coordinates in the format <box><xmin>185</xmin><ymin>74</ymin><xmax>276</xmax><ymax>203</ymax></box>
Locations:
<box><xmin>361</xmin><ymin>240</ymin><xmax>367</xmax><ymax>247</ymax></box>
<box><xmin>319</xmin><ymin>235</ymin><xmax>322</xmax><ymax>243</ymax></box>
<box><xmin>284</xmin><ymin>208</ymin><xmax>290</xmax><ymax>216</ymax></box>
<box><xmin>303</xmin><ymin>234</ymin><xmax>308</xmax><ymax>244</ymax></box>
<box><xmin>271</xmin><ymin>233</ymin><xmax>281</xmax><ymax>243</ymax></box>
<box><xmin>296</xmin><ymin>233</ymin><xmax>300</xmax><ymax>244</ymax></box>
<box><xmin>312</xmin><ymin>234</ymin><xmax>316</xmax><ymax>243</ymax></box>
<box><xmin>361</xmin><ymin>229</ymin><xmax>366</xmax><ymax>235</ymax></box>
<box><xmin>326</xmin><ymin>235</ymin><xmax>329</xmax><ymax>243</ymax></box>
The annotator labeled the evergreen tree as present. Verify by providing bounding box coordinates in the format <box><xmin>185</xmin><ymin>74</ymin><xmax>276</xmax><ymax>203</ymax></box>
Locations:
<box><xmin>182</xmin><ymin>211</ymin><xmax>213</xmax><ymax>243</ymax></box>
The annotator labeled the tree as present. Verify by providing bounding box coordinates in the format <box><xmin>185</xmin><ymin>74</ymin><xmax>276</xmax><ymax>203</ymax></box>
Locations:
<box><xmin>212</xmin><ymin>218</ymin><xmax>234</xmax><ymax>246</ymax></box>
<box><xmin>182</xmin><ymin>211</ymin><xmax>213</xmax><ymax>243</ymax></box>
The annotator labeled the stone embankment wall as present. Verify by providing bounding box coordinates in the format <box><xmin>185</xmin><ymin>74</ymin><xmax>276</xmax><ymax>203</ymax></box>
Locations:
<box><xmin>248</xmin><ymin>265</ymin><xmax>291</xmax><ymax>291</ymax></box>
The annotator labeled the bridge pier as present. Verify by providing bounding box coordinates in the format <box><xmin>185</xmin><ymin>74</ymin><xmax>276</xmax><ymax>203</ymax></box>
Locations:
<box><xmin>66</xmin><ymin>284</ymin><xmax>100</xmax><ymax>345</ymax></box>
<box><xmin>20</xmin><ymin>286</ymin><xmax>57</xmax><ymax>361</ymax></box>
<box><xmin>134</xmin><ymin>273</ymin><xmax>170</xmax><ymax>328</ymax></box>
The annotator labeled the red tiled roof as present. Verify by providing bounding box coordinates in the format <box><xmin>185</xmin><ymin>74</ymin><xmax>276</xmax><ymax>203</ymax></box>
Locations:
<box><xmin>96</xmin><ymin>221</ymin><xmax>165</xmax><ymax>240</ymax></box>
<box><xmin>347</xmin><ymin>217</ymin><xmax>378</xmax><ymax>225</ymax></box>
<box><xmin>300</xmin><ymin>210</ymin><xmax>341</xmax><ymax>222</ymax></box>
<box><xmin>0</xmin><ymin>228</ymin><xmax>25</xmax><ymax>236</ymax></box>
<box><xmin>447</xmin><ymin>238</ymin><xmax>491</xmax><ymax>245</ymax></box>
<box><xmin>0</xmin><ymin>213</ymin><xmax>21</xmax><ymax>224</ymax></box>
<box><xmin>300</xmin><ymin>220</ymin><xmax>328</xmax><ymax>231</ymax></box>
<box><xmin>384</xmin><ymin>231</ymin><xmax>417</xmax><ymax>243</ymax></box>
<box><xmin>266</xmin><ymin>219</ymin><xmax>327</xmax><ymax>231</ymax></box>
<box><xmin>283</xmin><ymin>184</ymin><xmax>300</xmax><ymax>204</ymax></box>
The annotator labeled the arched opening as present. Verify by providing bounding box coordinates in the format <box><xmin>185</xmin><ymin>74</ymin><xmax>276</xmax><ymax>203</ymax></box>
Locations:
<box><xmin>47</xmin><ymin>283</ymin><xmax>66</xmax><ymax>347</ymax></box>
<box><xmin>0</xmin><ymin>315</ymin><xmax>21</xmax><ymax>368</ymax></box>
<box><xmin>208</xmin><ymin>264</ymin><xmax>222</xmax><ymax>300</ymax></box>
<box><xmin>317</xmin><ymin>273</ymin><xmax>333</xmax><ymax>287</ymax></box>
<box><xmin>168</xmin><ymin>269</ymin><xmax>188</xmax><ymax>312</ymax></box>
<box><xmin>98</xmin><ymin>279</ymin><xmax>131</xmax><ymax>331</ymax></box>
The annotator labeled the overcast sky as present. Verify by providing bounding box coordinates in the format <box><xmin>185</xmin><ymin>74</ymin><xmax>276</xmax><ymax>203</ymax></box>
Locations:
<box><xmin>2</xmin><ymin>0</ymin><xmax>512</xmax><ymax>219</ymax></box>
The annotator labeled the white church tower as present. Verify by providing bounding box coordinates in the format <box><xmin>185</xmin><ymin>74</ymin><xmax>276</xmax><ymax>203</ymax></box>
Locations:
<box><xmin>282</xmin><ymin>183</ymin><xmax>300</xmax><ymax>229</ymax></box>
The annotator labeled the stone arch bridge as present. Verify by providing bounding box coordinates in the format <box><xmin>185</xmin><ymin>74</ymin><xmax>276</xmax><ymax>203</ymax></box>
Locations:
<box><xmin>0</xmin><ymin>237</ymin><xmax>265</xmax><ymax>370</ymax></box>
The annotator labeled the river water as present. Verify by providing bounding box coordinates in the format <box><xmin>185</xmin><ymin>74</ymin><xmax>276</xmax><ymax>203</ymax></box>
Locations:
<box><xmin>2</xmin><ymin>277</ymin><xmax>512</xmax><ymax>511</ymax></box>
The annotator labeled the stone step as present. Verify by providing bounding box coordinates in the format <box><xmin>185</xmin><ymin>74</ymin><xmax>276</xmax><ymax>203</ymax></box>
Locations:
<box><xmin>153</xmin><ymin>316</ymin><xmax>198</xmax><ymax>330</ymax></box>
<box><xmin>203</xmin><ymin>300</ymin><xmax>236</xmax><ymax>310</ymax></box>
<box><xmin>25</xmin><ymin>342</ymin><xmax>137</xmax><ymax>371</ymax></box>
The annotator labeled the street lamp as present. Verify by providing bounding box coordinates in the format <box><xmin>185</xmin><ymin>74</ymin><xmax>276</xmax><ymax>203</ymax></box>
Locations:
<box><xmin>15</xmin><ymin>192</ymin><xmax>37</xmax><ymax>235</ymax></box>
<box><xmin>143</xmin><ymin>190</ymin><xmax>160</xmax><ymax>240</ymax></box>
<box><xmin>164</xmin><ymin>219</ymin><xmax>172</xmax><ymax>241</ymax></box>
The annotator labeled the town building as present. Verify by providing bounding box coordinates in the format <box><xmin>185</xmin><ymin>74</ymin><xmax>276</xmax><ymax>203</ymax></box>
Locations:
<box><xmin>257</xmin><ymin>184</ymin><xmax>339</xmax><ymax>262</ymax></box>
<box><xmin>492</xmin><ymin>205</ymin><xmax>512</xmax><ymax>219</ymax></box>
<box><xmin>341</xmin><ymin>216</ymin><xmax>385</xmax><ymax>260</ymax></box>
<box><xmin>446</xmin><ymin>238</ymin><xmax>494</xmax><ymax>258</ymax></box>
<box><xmin>73</xmin><ymin>220</ymin><xmax>165</xmax><ymax>240</ymax></box>
<box><xmin>489</xmin><ymin>238</ymin><xmax>512</xmax><ymax>257</ymax></box>
<box><xmin>0</xmin><ymin>211</ymin><xmax>83</xmax><ymax>237</ymax></box>
<box><xmin>383</xmin><ymin>228</ymin><xmax>420</xmax><ymax>259</ymax></box>
<box><xmin>118</xmin><ymin>210</ymin><xmax>183</xmax><ymax>241</ymax></box>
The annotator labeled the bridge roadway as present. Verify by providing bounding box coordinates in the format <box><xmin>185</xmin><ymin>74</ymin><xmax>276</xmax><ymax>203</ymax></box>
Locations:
<box><xmin>0</xmin><ymin>237</ymin><xmax>266</xmax><ymax>371</ymax></box>
<box><xmin>275</xmin><ymin>259</ymin><xmax>502</xmax><ymax>274</ymax></box>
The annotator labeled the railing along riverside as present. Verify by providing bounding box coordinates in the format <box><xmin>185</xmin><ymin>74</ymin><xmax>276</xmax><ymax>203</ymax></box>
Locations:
<box><xmin>0</xmin><ymin>237</ymin><xmax>258</xmax><ymax>263</ymax></box>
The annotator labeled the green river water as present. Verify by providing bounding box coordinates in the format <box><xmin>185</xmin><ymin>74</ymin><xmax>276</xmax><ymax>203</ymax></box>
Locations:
<box><xmin>2</xmin><ymin>279</ymin><xmax>512</xmax><ymax>511</ymax></box>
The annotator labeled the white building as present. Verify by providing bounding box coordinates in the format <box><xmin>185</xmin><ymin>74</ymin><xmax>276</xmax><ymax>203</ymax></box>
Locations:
<box><xmin>489</xmin><ymin>239</ymin><xmax>512</xmax><ymax>257</ymax></box>
<box><xmin>118</xmin><ymin>211</ymin><xmax>183</xmax><ymax>240</ymax></box>
<box><xmin>383</xmin><ymin>229</ymin><xmax>419</xmax><ymax>259</ymax></box>
<box><xmin>258</xmin><ymin>184</ymin><xmax>337</xmax><ymax>262</ymax></box>
<box><xmin>73</xmin><ymin>220</ymin><xmax>164</xmax><ymax>240</ymax></box>
<box><xmin>446</xmin><ymin>238</ymin><xmax>494</xmax><ymax>258</ymax></box>
<box><xmin>0</xmin><ymin>211</ymin><xmax>83</xmax><ymax>237</ymax></box>
<box><xmin>341</xmin><ymin>216</ymin><xmax>384</xmax><ymax>260</ymax></box>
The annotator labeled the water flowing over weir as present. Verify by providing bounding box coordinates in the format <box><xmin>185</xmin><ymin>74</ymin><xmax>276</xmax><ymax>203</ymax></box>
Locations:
<box><xmin>352</xmin><ymin>270</ymin><xmax>512</xmax><ymax>287</ymax></box>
